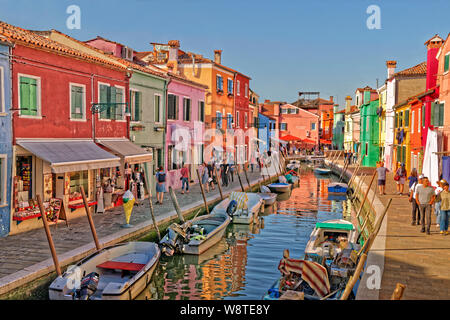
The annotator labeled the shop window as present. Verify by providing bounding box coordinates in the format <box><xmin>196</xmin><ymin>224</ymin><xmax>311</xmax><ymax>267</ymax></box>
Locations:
<box><xmin>19</xmin><ymin>75</ymin><xmax>40</xmax><ymax>116</ymax></box>
<box><xmin>70</xmin><ymin>84</ymin><xmax>85</xmax><ymax>120</ymax></box>
<box><xmin>69</xmin><ymin>171</ymin><xmax>89</xmax><ymax>199</ymax></box>
<box><xmin>0</xmin><ymin>155</ymin><xmax>6</xmax><ymax>205</ymax></box>
<box><xmin>183</xmin><ymin>98</ymin><xmax>191</xmax><ymax>121</ymax></box>
<box><xmin>16</xmin><ymin>156</ymin><xmax>33</xmax><ymax>201</ymax></box>
<box><xmin>168</xmin><ymin>94</ymin><xmax>178</xmax><ymax>120</ymax></box>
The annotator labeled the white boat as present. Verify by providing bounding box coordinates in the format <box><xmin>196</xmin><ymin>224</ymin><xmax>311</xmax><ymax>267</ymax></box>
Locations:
<box><xmin>304</xmin><ymin>219</ymin><xmax>359</xmax><ymax>262</ymax></box>
<box><xmin>210</xmin><ymin>193</ymin><xmax>264</xmax><ymax>224</ymax></box>
<box><xmin>49</xmin><ymin>242</ymin><xmax>160</xmax><ymax>300</ymax></box>
<box><xmin>160</xmin><ymin>212</ymin><xmax>231</xmax><ymax>256</ymax></box>
<box><xmin>314</xmin><ymin>167</ymin><xmax>332</xmax><ymax>175</ymax></box>
<box><xmin>258</xmin><ymin>192</ymin><xmax>277</xmax><ymax>206</ymax></box>
<box><xmin>268</xmin><ymin>183</ymin><xmax>291</xmax><ymax>193</ymax></box>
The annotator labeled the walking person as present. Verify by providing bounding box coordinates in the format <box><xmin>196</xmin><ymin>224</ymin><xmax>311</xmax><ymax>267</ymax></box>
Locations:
<box><xmin>201</xmin><ymin>162</ymin><xmax>210</xmax><ymax>193</ymax></box>
<box><xmin>180</xmin><ymin>163</ymin><xmax>190</xmax><ymax>194</ymax></box>
<box><xmin>409</xmin><ymin>174</ymin><xmax>423</xmax><ymax>225</ymax></box>
<box><xmin>207</xmin><ymin>162</ymin><xmax>215</xmax><ymax>190</ymax></box>
<box><xmin>376</xmin><ymin>161</ymin><xmax>388</xmax><ymax>195</ymax></box>
<box><xmin>436</xmin><ymin>179</ymin><xmax>450</xmax><ymax>235</ymax></box>
<box><xmin>408</xmin><ymin>168</ymin><xmax>418</xmax><ymax>190</ymax></box>
<box><xmin>229</xmin><ymin>162</ymin><xmax>235</xmax><ymax>183</ymax></box>
<box><xmin>155</xmin><ymin>166</ymin><xmax>166</xmax><ymax>205</ymax></box>
<box><xmin>221</xmin><ymin>161</ymin><xmax>229</xmax><ymax>187</ymax></box>
<box><xmin>394</xmin><ymin>162</ymin><xmax>407</xmax><ymax>195</ymax></box>
<box><xmin>415</xmin><ymin>177</ymin><xmax>436</xmax><ymax>235</ymax></box>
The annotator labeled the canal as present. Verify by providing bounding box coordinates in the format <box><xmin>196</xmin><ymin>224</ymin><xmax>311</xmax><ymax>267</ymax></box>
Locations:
<box><xmin>137</xmin><ymin>167</ymin><xmax>352</xmax><ymax>300</ymax></box>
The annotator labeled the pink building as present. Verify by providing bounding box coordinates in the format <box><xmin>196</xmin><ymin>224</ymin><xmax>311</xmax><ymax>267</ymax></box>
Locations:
<box><xmin>279</xmin><ymin>104</ymin><xmax>319</xmax><ymax>148</ymax></box>
<box><xmin>165</xmin><ymin>75</ymin><xmax>207</xmax><ymax>189</ymax></box>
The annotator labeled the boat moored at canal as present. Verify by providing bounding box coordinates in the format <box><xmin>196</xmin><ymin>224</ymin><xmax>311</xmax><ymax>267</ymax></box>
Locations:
<box><xmin>210</xmin><ymin>192</ymin><xmax>264</xmax><ymax>224</ymax></box>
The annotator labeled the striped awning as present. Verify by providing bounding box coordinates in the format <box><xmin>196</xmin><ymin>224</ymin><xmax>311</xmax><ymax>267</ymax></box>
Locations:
<box><xmin>16</xmin><ymin>140</ymin><xmax>121</xmax><ymax>173</ymax></box>
<box><xmin>96</xmin><ymin>139</ymin><xmax>153</xmax><ymax>164</ymax></box>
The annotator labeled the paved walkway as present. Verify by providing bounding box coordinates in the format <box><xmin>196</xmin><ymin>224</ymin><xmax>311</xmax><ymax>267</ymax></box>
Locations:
<box><xmin>335</xmin><ymin>160</ymin><xmax>450</xmax><ymax>300</ymax></box>
<box><xmin>0</xmin><ymin>168</ymin><xmax>271</xmax><ymax>296</ymax></box>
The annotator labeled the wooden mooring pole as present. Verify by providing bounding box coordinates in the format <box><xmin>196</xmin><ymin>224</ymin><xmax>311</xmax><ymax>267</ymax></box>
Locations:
<box><xmin>355</xmin><ymin>171</ymin><xmax>377</xmax><ymax>220</ymax></box>
<box><xmin>213</xmin><ymin>166</ymin><xmax>224</xmax><ymax>200</ymax></box>
<box><xmin>169</xmin><ymin>186</ymin><xmax>185</xmax><ymax>224</ymax></box>
<box><xmin>196</xmin><ymin>169</ymin><xmax>210</xmax><ymax>214</ymax></box>
<box><xmin>37</xmin><ymin>194</ymin><xmax>62</xmax><ymax>276</ymax></box>
<box><xmin>243</xmin><ymin>165</ymin><xmax>251</xmax><ymax>190</ymax></box>
<box><xmin>143</xmin><ymin>164</ymin><xmax>161</xmax><ymax>241</ymax></box>
<box><xmin>80</xmin><ymin>186</ymin><xmax>101</xmax><ymax>251</ymax></box>
<box><xmin>340</xmin><ymin>253</ymin><xmax>367</xmax><ymax>300</ymax></box>
<box><xmin>237</xmin><ymin>165</ymin><xmax>245</xmax><ymax>192</ymax></box>
<box><xmin>391</xmin><ymin>283</ymin><xmax>406</xmax><ymax>300</ymax></box>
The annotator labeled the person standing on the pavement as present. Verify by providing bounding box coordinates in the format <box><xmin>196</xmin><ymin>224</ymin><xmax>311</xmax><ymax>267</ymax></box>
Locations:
<box><xmin>207</xmin><ymin>162</ymin><xmax>216</xmax><ymax>190</ymax></box>
<box><xmin>229</xmin><ymin>161</ymin><xmax>235</xmax><ymax>183</ymax></box>
<box><xmin>434</xmin><ymin>180</ymin><xmax>443</xmax><ymax>229</ymax></box>
<box><xmin>394</xmin><ymin>162</ymin><xmax>407</xmax><ymax>195</ymax></box>
<box><xmin>155</xmin><ymin>166</ymin><xmax>166</xmax><ymax>205</ymax></box>
<box><xmin>409</xmin><ymin>174</ymin><xmax>423</xmax><ymax>225</ymax></box>
<box><xmin>201</xmin><ymin>162</ymin><xmax>210</xmax><ymax>193</ymax></box>
<box><xmin>415</xmin><ymin>177</ymin><xmax>436</xmax><ymax>235</ymax></box>
<box><xmin>180</xmin><ymin>163</ymin><xmax>190</xmax><ymax>194</ymax></box>
<box><xmin>221</xmin><ymin>161</ymin><xmax>229</xmax><ymax>187</ymax></box>
<box><xmin>436</xmin><ymin>179</ymin><xmax>450</xmax><ymax>235</ymax></box>
<box><xmin>376</xmin><ymin>161</ymin><xmax>388</xmax><ymax>195</ymax></box>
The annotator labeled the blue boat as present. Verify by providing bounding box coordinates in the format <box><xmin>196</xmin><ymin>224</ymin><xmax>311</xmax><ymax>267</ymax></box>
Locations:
<box><xmin>327</xmin><ymin>182</ymin><xmax>348</xmax><ymax>194</ymax></box>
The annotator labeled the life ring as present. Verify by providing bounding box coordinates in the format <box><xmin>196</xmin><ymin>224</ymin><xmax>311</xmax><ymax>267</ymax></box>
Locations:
<box><xmin>226</xmin><ymin>200</ymin><xmax>238</xmax><ymax>217</ymax></box>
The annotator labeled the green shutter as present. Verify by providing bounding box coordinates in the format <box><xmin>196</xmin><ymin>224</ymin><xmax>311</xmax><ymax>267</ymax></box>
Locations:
<box><xmin>422</xmin><ymin>106</ymin><xmax>425</xmax><ymax>127</ymax></box>
<box><xmin>115</xmin><ymin>88</ymin><xmax>123</xmax><ymax>120</ymax></box>
<box><xmin>405</xmin><ymin>110</ymin><xmax>409</xmax><ymax>127</ymax></box>
<box><xmin>99</xmin><ymin>85</ymin><xmax>108</xmax><ymax>119</ymax></box>
<box><xmin>29</xmin><ymin>78</ymin><xmax>37</xmax><ymax>114</ymax></box>
<box><xmin>439</xmin><ymin>103</ymin><xmax>444</xmax><ymax>126</ymax></box>
<box><xmin>430</xmin><ymin>102</ymin><xmax>435</xmax><ymax>126</ymax></box>
<box><xmin>20</xmin><ymin>77</ymin><xmax>31</xmax><ymax>115</ymax></box>
<box><xmin>445</xmin><ymin>54</ymin><xmax>450</xmax><ymax>72</ymax></box>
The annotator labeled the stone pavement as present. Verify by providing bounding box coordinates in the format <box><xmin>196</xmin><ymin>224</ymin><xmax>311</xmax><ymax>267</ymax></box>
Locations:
<box><xmin>334</xmin><ymin>160</ymin><xmax>450</xmax><ymax>300</ymax></box>
<box><xmin>0</xmin><ymin>168</ymin><xmax>272</xmax><ymax>296</ymax></box>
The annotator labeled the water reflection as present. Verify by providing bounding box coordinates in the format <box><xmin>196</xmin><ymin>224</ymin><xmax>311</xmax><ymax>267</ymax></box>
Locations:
<box><xmin>139</xmin><ymin>168</ymin><xmax>348</xmax><ymax>300</ymax></box>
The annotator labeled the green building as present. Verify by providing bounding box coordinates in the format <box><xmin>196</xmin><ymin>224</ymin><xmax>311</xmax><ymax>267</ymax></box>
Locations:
<box><xmin>332</xmin><ymin>106</ymin><xmax>345</xmax><ymax>150</ymax></box>
<box><xmin>360</xmin><ymin>94</ymin><xmax>380</xmax><ymax>167</ymax></box>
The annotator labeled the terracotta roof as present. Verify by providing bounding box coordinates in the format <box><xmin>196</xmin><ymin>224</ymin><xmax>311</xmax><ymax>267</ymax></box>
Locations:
<box><xmin>135</xmin><ymin>51</ymin><xmax>153</xmax><ymax>60</ymax></box>
<box><xmin>392</xmin><ymin>61</ymin><xmax>427</xmax><ymax>78</ymax></box>
<box><xmin>167</xmin><ymin>71</ymin><xmax>208</xmax><ymax>90</ymax></box>
<box><xmin>84</xmin><ymin>35</ymin><xmax>125</xmax><ymax>47</ymax></box>
<box><xmin>393</xmin><ymin>87</ymin><xmax>438</xmax><ymax>110</ymax></box>
<box><xmin>0</xmin><ymin>21</ymin><xmax>127</xmax><ymax>70</ymax></box>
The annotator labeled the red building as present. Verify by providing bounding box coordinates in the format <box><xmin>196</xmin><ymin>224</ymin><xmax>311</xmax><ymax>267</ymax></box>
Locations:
<box><xmin>0</xmin><ymin>21</ymin><xmax>135</xmax><ymax>234</ymax></box>
<box><xmin>234</xmin><ymin>72</ymin><xmax>251</xmax><ymax>162</ymax></box>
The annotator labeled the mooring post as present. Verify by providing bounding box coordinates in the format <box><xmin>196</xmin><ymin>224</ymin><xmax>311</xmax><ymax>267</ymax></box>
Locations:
<box><xmin>237</xmin><ymin>165</ymin><xmax>245</xmax><ymax>192</ymax></box>
<box><xmin>213</xmin><ymin>166</ymin><xmax>224</xmax><ymax>200</ymax></box>
<box><xmin>81</xmin><ymin>186</ymin><xmax>101</xmax><ymax>251</ymax></box>
<box><xmin>355</xmin><ymin>171</ymin><xmax>377</xmax><ymax>220</ymax></box>
<box><xmin>37</xmin><ymin>194</ymin><xmax>62</xmax><ymax>276</ymax></box>
<box><xmin>196</xmin><ymin>169</ymin><xmax>210</xmax><ymax>214</ymax></box>
<box><xmin>340</xmin><ymin>253</ymin><xmax>367</xmax><ymax>300</ymax></box>
<box><xmin>143</xmin><ymin>165</ymin><xmax>161</xmax><ymax>241</ymax></box>
<box><xmin>243</xmin><ymin>165</ymin><xmax>251</xmax><ymax>190</ymax></box>
<box><xmin>169</xmin><ymin>186</ymin><xmax>185</xmax><ymax>224</ymax></box>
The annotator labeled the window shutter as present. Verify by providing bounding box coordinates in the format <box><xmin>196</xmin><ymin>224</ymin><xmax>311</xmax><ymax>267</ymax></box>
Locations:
<box><xmin>135</xmin><ymin>92</ymin><xmax>141</xmax><ymax>121</ymax></box>
<box><xmin>445</xmin><ymin>54</ymin><xmax>450</xmax><ymax>72</ymax></box>
<box><xmin>20</xmin><ymin>77</ymin><xmax>30</xmax><ymax>115</ymax></box>
<box><xmin>167</xmin><ymin>94</ymin><xmax>174</xmax><ymax>120</ymax></box>
<box><xmin>29</xmin><ymin>78</ymin><xmax>37</xmax><ymax>114</ymax></box>
<box><xmin>405</xmin><ymin>110</ymin><xmax>409</xmax><ymax>127</ymax></box>
<box><xmin>422</xmin><ymin>106</ymin><xmax>425</xmax><ymax>127</ymax></box>
<box><xmin>99</xmin><ymin>85</ymin><xmax>108</xmax><ymax>119</ymax></box>
<box><xmin>439</xmin><ymin>103</ymin><xmax>444</xmax><ymax>126</ymax></box>
<box><xmin>175</xmin><ymin>96</ymin><xmax>179</xmax><ymax>120</ymax></box>
<box><xmin>115</xmin><ymin>88</ymin><xmax>123</xmax><ymax>120</ymax></box>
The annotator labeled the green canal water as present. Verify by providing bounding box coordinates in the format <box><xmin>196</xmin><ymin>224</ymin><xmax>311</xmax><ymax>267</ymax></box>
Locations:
<box><xmin>136</xmin><ymin>168</ymin><xmax>352</xmax><ymax>300</ymax></box>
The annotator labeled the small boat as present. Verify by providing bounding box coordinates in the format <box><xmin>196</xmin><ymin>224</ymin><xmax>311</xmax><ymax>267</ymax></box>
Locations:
<box><xmin>258</xmin><ymin>192</ymin><xmax>277</xmax><ymax>206</ymax></box>
<box><xmin>304</xmin><ymin>219</ymin><xmax>359</xmax><ymax>262</ymax></box>
<box><xmin>314</xmin><ymin>167</ymin><xmax>332</xmax><ymax>175</ymax></box>
<box><xmin>160</xmin><ymin>211</ymin><xmax>231</xmax><ymax>256</ymax></box>
<box><xmin>327</xmin><ymin>182</ymin><xmax>348</xmax><ymax>194</ymax></box>
<box><xmin>210</xmin><ymin>192</ymin><xmax>264</xmax><ymax>224</ymax></box>
<box><xmin>268</xmin><ymin>183</ymin><xmax>291</xmax><ymax>193</ymax></box>
<box><xmin>49</xmin><ymin>242</ymin><xmax>160</xmax><ymax>300</ymax></box>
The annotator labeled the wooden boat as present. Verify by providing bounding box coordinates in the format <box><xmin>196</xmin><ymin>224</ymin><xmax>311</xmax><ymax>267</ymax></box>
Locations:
<box><xmin>314</xmin><ymin>167</ymin><xmax>332</xmax><ymax>175</ymax></box>
<box><xmin>258</xmin><ymin>192</ymin><xmax>277</xmax><ymax>206</ymax></box>
<box><xmin>327</xmin><ymin>182</ymin><xmax>348</xmax><ymax>194</ymax></box>
<box><xmin>304</xmin><ymin>219</ymin><xmax>359</xmax><ymax>262</ymax></box>
<box><xmin>49</xmin><ymin>242</ymin><xmax>160</xmax><ymax>300</ymax></box>
<box><xmin>210</xmin><ymin>193</ymin><xmax>263</xmax><ymax>224</ymax></box>
<box><xmin>268</xmin><ymin>183</ymin><xmax>291</xmax><ymax>193</ymax></box>
<box><xmin>160</xmin><ymin>212</ymin><xmax>231</xmax><ymax>256</ymax></box>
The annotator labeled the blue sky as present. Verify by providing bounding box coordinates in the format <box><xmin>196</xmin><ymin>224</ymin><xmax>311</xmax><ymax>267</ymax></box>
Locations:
<box><xmin>1</xmin><ymin>0</ymin><xmax>450</xmax><ymax>108</ymax></box>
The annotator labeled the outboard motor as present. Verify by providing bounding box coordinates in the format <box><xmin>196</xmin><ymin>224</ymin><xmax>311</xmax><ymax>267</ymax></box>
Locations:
<box><xmin>226</xmin><ymin>200</ymin><xmax>238</xmax><ymax>217</ymax></box>
<box><xmin>75</xmin><ymin>272</ymin><xmax>99</xmax><ymax>300</ymax></box>
<box><xmin>160</xmin><ymin>228</ymin><xmax>179</xmax><ymax>256</ymax></box>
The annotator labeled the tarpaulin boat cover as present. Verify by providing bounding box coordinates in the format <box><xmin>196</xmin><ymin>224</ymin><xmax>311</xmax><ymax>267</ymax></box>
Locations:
<box><xmin>97</xmin><ymin>139</ymin><xmax>153</xmax><ymax>164</ymax></box>
<box><xmin>17</xmin><ymin>140</ymin><xmax>121</xmax><ymax>173</ymax></box>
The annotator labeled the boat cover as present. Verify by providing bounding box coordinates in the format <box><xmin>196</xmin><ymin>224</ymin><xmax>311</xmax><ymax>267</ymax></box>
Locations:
<box><xmin>316</xmin><ymin>222</ymin><xmax>354</xmax><ymax>230</ymax></box>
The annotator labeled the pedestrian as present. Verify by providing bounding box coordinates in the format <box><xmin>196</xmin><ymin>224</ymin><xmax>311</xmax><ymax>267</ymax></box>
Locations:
<box><xmin>221</xmin><ymin>161</ymin><xmax>229</xmax><ymax>187</ymax></box>
<box><xmin>436</xmin><ymin>179</ymin><xmax>450</xmax><ymax>235</ymax></box>
<box><xmin>207</xmin><ymin>162</ymin><xmax>216</xmax><ymax>190</ymax></box>
<box><xmin>229</xmin><ymin>162</ymin><xmax>235</xmax><ymax>183</ymax></box>
<box><xmin>434</xmin><ymin>180</ymin><xmax>443</xmax><ymax>229</ymax></box>
<box><xmin>408</xmin><ymin>168</ymin><xmax>418</xmax><ymax>189</ymax></box>
<box><xmin>415</xmin><ymin>177</ymin><xmax>436</xmax><ymax>235</ymax></box>
<box><xmin>180</xmin><ymin>163</ymin><xmax>190</xmax><ymax>194</ymax></box>
<box><xmin>155</xmin><ymin>166</ymin><xmax>166</xmax><ymax>205</ymax></box>
<box><xmin>409</xmin><ymin>174</ymin><xmax>423</xmax><ymax>225</ymax></box>
<box><xmin>376</xmin><ymin>161</ymin><xmax>388</xmax><ymax>195</ymax></box>
<box><xmin>394</xmin><ymin>162</ymin><xmax>407</xmax><ymax>195</ymax></box>
<box><xmin>201</xmin><ymin>162</ymin><xmax>210</xmax><ymax>193</ymax></box>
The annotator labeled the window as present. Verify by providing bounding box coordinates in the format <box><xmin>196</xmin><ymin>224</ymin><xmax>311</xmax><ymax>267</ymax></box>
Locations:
<box><xmin>199</xmin><ymin>101</ymin><xmax>205</xmax><ymax>122</ymax></box>
<box><xmin>236</xmin><ymin>111</ymin><xmax>240</xmax><ymax>128</ymax></box>
<box><xmin>19</xmin><ymin>75</ymin><xmax>40</xmax><ymax>116</ymax></box>
<box><xmin>129</xmin><ymin>90</ymin><xmax>142</xmax><ymax>122</ymax></box>
<box><xmin>114</xmin><ymin>87</ymin><xmax>124</xmax><ymax>120</ymax></box>
<box><xmin>431</xmin><ymin>102</ymin><xmax>444</xmax><ymax>127</ymax></box>
<box><xmin>237</xmin><ymin>80</ymin><xmax>240</xmax><ymax>96</ymax></box>
<box><xmin>399</xmin><ymin>111</ymin><xmax>403</xmax><ymax>127</ymax></box>
<box><xmin>0</xmin><ymin>67</ymin><xmax>4</xmax><ymax>113</ymax></box>
<box><xmin>70</xmin><ymin>84</ymin><xmax>85</xmax><ymax>120</ymax></box>
<box><xmin>404</xmin><ymin>110</ymin><xmax>409</xmax><ymax>128</ymax></box>
<box><xmin>0</xmin><ymin>155</ymin><xmax>6</xmax><ymax>205</ymax></box>
<box><xmin>99</xmin><ymin>84</ymin><xmax>124</xmax><ymax>120</ymax></box>
<box><xmin>216</xmin><ymin>75</ymin><xmax>223</xmax><ymax>91</ymax></box>
<box><xmin>168</xmin><ymin>94</ymin><xmax>178</xmax><ymax>120</ymax></box>
<box><xmin>245</xmin><ymin>83</ymin><xmax>248</xmax><ymax>98</ymax></box>
<box><xmin>422</xmin><ymin>106</ymin><xmax>425</xmax><ymax>128</ymax></box>
<box><xmin>281</xmin><ymin>108</ymin><xmax>288</xmax><ymax>114</ymax></box>
<box><xmin>445</xmin><ymin>53</ymin><xmax>450</xmax><ymax>73</ymax></box>
<box><xmin>69</xmin><ymin>171</ymin><xmax>89</xmax><ymax>198</ymax></box>
<box><xmin>244</xmin><ymin>113</ymin><xmax>248</xmax><ymax>128</ymax></box>
<box><xmin>280</xmin><ymin>123</ymin><xmax>287</xmax><ymax>131</ymax></box>
<box><xmin>183</xmin><ymin>98</ymin><xmax>191</xmax><ymax>121</ymax></box>
<box><xmin>227</xmin><ymin>113</ymin><xmax>233</xmax><ymax>129</ymax></box>
<box><xmin>216</xmin><ymin>111</ymin><xmax>222</xmax><ymax>129</ymax></box>
<box><xmin>411</xmin><ymin>111</ymin><xmax>415</xmax><ymax>134</ymax></box>
<box><xmin>227</xmin><ymin>79</ymin><xmax>233</xmax><ymax>94</ymax></box>
<box><xmin>311</xmin><ymin>122</ymin><xmax>316</xmax><ymax>130</ymax></box>
<box><xmin>154</xmin><ymin>94</ymin><xmax>161</xmax><ymax>123</ymax></box>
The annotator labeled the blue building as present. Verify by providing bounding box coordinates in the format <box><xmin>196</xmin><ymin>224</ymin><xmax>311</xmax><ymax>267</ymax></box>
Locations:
<box><xmin>0</xmin><ymin>39</ymin><xmax>12</xmax><ymax>237</ymax></box>
<box><xmin>258</xmin><ymin>114</ymin><xmax>276</xmax><ymax>153</ymax></box>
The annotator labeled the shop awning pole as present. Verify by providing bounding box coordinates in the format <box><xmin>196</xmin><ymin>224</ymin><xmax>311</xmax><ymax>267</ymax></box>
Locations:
<box><xmin>80</xmin><ymin>186</ymin><xmax>101</xmax><ymax>251</ymax></box>
<box><xmin>37</xmin><ymin>195</ymin><xmax>62</xmax><ymax>276</ymax></box>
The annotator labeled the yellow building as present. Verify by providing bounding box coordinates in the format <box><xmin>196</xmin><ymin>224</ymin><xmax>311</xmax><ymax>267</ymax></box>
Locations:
<box><xmin>377</xmin><ymin>85</ymin><xmax>387</xmax><ymax>162</ymax></box>
<box><xmin>393</xmin><ymin>101</ymin><xmax>411</xmax><ymax>174</ymax></box>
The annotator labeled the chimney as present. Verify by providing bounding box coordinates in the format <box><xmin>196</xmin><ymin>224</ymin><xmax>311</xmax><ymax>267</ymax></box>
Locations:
<box><xmin>214</xmin><ymin>50</ymin><xmax>222</xmax><ymax>65</ymax></box>
<box><xmin>425</xmin><ymin>34</ymin><xmax>444</xmax><ymax>90</ymax></box>
<box><xmin>168</xmin><ymin>40</ymin><xmax>180</xmax><ymax>74</ymax></box>
<box><xmin>345</xmin><ymin>96</ymin><xmax>352</xmax><ymax>112</ymax></box>
<box><xmin>329</xmin><ymin>96</ymin><xmax>334</xmax><ymax>102</ymax></box>
<box><xmin>386</xmin><ymin>60</ymin><xmax>397</xmax><ymax>79</ymax></box>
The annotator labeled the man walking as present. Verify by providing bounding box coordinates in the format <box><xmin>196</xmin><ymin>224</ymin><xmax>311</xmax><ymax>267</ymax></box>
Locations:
<box><xmin>409</xmin><ymin>174</ymin><xmax>423</xmax><ymax>225</ymax></box>
<box><xmin>376</xmin><ymin>161</ymin><xmax>388</xmax><ymax>195</ymax></box>
<box><xmin>415</xmin><ymin>177</ymin><xmax>436</xmax><ymax>235</ymax></box>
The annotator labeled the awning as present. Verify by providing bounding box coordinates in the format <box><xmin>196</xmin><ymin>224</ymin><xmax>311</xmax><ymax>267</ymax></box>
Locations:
<box><xmin>302</xmin><ymin>138</ymin><xmax>317</xmax><ymax>145</ymax></box>
<box><xmin>17</xmin><ymin>140</ymin><xmax>121</xmax><ymax>174</ymax></box>
<box><xmin>281</xmin><ymin>135</ymin><xmax>302</xmax><ymax>142</ymax></box>
<box><xmin>270</xmin><ymin>137</ymin><xmax>288</xmax><ymax>145</ymax></box>
<box><xmin>96</xmin><ymin>139</ymin><xmax>153</xmax><ymax>164</ymax></box>
<box><xmin>320</xmin><ymin>139</ymin><xmax>332</xmax><ymax>145</ymax></box>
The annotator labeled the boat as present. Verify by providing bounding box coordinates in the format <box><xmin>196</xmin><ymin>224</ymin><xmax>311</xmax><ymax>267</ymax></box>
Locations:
<box><xmin>49</xmin><ymin>242</ymin><xmax>160</xmax><ymax>300</ymax></box>
<box><xmin>160</xmin><ymin>211</ymin><xmax>231</xmax><ymax>256</ymax></box>
<box><xmin>327</xmin><ymin>182</ymin><xmax>348</xmax><ymax>194</ymax></box>
<box><xmin>286</xmin><ymin>160</ymin><xmax>300</xmax><ymax>170</ymax></box>
<box><xmin>267</xmin><ymin>183</ymin><xmax>291</xmax><ymax>193</ymax></box>
<box><xmin>304</xmin><ymin>219</ymin><xmax>360</xmax><ymax>262</ymax></box>
<box><xmin>314</xmin><ymin>167</ymin><xmax>332</xmax><ymax>175</ymax></box>
<box><xmin>258</xmin><ymin>192</ymin><xmax>277</xmax><ymax>206</ymax></box>
<box><xmin>210</xmin><ymin>192</ymin><xmax>264</xmax><ymax>224</ymax></box>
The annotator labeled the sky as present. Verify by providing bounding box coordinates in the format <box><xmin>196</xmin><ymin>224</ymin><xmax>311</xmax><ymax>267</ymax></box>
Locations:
<box><xmin>1</xmin><ymin>0</ymin><xmax>450</xmax><ymax>108</ymax></box>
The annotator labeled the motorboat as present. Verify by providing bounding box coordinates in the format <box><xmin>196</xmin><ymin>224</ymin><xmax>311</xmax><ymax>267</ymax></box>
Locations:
<box><xmin>314</xmin><ymin>167</ymin><xmax>332</xmax><ymax>175</ymax></box>
<box><xmin>210</xmin><ymin>192</ymin><xmax>263</xmax><ymax>224</ymax></box>
<box><xmin>49</xmin><ymin>242</ymin><xmax>160</xmax><ymax>300</ymax></box>
<box><xmin>327</xmin><ymin>182</ymin><xmax>348</xmax><ymax>194</ymax></box>
<box><xmin>258</xmin><ymin>192</ymin><xmax>277</xmax><ymax>206</ymax></box>
<box><xmin>268</xmin><ymin>183</ymin><xmax>291</xmax><ymax>193</ymax></box>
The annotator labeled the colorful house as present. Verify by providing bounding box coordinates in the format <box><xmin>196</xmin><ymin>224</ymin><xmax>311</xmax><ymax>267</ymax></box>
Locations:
<box><xmin>279</xmin><ymin>104</ymin><xmax>319</xmax><ymax>150</ymax></box>
<box><xmin>343</xmin><ymin>96</ymin><xmax>354</xmax><ymax>151</ymax></box>
<box><xmin>0</xmin><ymin>38</ymin><xmax>12</xmax><ymax>237</ymax></box>
<box><xmin>360</xmin><ymin>92</ymin><xmax>380</xmax><ymax>167</ymax></box>
<box><xmin>332</xmin><ymin>107</ymin><xmax>345</xmax><ymax>150</ymax></box>
<box><xmin>0</xmin><ymin>21</ymin><xmax>134</xmax><ymax>234</ymax></box>
<box><xmin>377</xmin><ymin>84</ymin><xmax>387</xmax><ymax>162</ymax></box>
<box><xmin>393</xmin><ymin>100</ymin><xmax>411</xmax><ymax>173</ymax></box>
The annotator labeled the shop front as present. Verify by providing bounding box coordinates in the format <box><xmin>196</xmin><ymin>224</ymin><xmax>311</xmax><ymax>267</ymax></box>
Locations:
<box><xmin>11</xmin><ymin>140</ymin><xmax>121</xmax><ymax>234</ymax></box>
<box><xmin>96</xmin><ymin>139</ymin><xmax>153</xmax><ymax>206</ymax></box>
